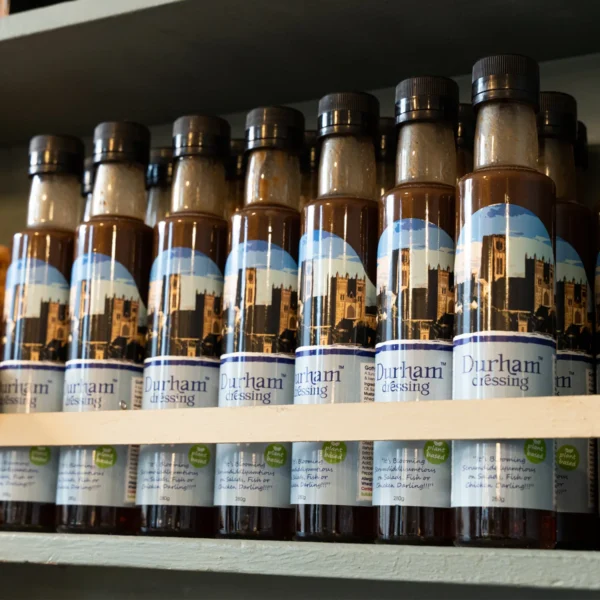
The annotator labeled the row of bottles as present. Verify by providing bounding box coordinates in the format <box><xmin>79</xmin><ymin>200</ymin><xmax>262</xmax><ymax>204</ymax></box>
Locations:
<box><xmin>0</xmin><ymin>53</ymin><xmax>597</xmax><ymax>549</ymax></box>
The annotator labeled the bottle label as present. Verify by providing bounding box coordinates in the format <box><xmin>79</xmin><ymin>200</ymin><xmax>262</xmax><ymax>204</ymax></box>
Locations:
<box><xmin>0</xmin><ymin>256</ymin><xmax>69</xmax><ymax>503</ymax></box>
<box><xmin>214</xmin><ymin>443</ymin><xmax>291</xmax><ymax>508</ymax></box>
<box><xmin>216</xmin><ymin>239</ymin><xmax>298</xmax><ymax>508</ymax></box>
<box><xmin>147</xmin><ymin>246</ymin><xmax>224</xmax><ymax>361</ymax></box>
<box><xmin>291</xmin><ymin>441</ymin><xmax>372</xmax><ymax>506</ymax></box>
<box><xmin>298</xmin><ymin>230</ymin><xmax>377</xmax><ymax>348</ymax></box>
<box><xmin>216</xmin><ymin>356</ymin><xmax>293</xmax><ymax>507</ymax></box>
<box><xmin>215</xmin><ymin>355</ymin><xmax>294</xmax><ymax>508</ymax></box>
<box><xmin>373</xmin><ymin>441</ymin><xmax>451</xmax><ymax>507</ymax></box>
<box><xmin>293</xmin><ymin>229</ymin><xmax>376</xmax><ymax>506</ymax></box>
<box><xmin>556</xmin><ymin>439</ymin><xmax>595</xmax><ymax>514</ymax></box>
<box><xmin>0</xmin><ymin>362</ymin><xmax>64</xmax><ymax>413</ymax></box>
<box><xmin>0</xmin><ymin>447</ymin><xmax>58</xmax><ymax>503</ymax></box>
<box><xmin>554</xmin><ymin>237</ymin><xmax>595</xmax><ymax>513</ymax></box>
<box><xmin>3</xmin><ymin>257</ymin><xmax>70</xmax><ymax>363</ymax></box>
<box><xmin>69</xmin><ymin>252</ymin><xmax>147</xmax><ymax>363</ymax></box>
<box><xmin>56</xmin><ymin>445</ymin><xmax>138</xmax><ymax>507</ymax></box>
<box><xmin>139</xmin><ymin>248</ymin><xmax>223</xmax><ymax>507</ymax></box>
<box><xmin>376</xmin><ymin>218</ymin><xmax>455</xmax><ymax>346</ymax></box>
<box><xmin>294</xmin><ymin>346</ymin><xmax>375</xmax><ymax>404</ymax></box>
<box><xmin>373</xmin><ymin>218</ymin><xmax>454</xmax><ymax>507</ymax></box>
<box><xmin>58</xmin><ymin>252</ymin><xmax>145</xmax><ymax>507</ymax></box>
<box><xmin>219</xmin><ymin>353</ymin><xmax>295</xmax><ymax>406</ymax></box>
<box><xmin>375</xmin><ymin>342</ymin><xmax>452</xmax><ymax>401</ymax></box>
<box><xmin>451</xmin><ymin>439</ymin><xmax>554</xmax><ymax>510</ymax></box>
<box><xmin>142</xmin><ymin>357</ymin><xmax>219</xmax><ymax>409</ymax></box>
<box><xmin>136</xmin><ymin>444</ymin><xmax>215</xmax><ymax>507</ymax></box>
<box><xmin>452</xmin><ymin>203</ymin><xmax>555</xmax><ymax>510</ymax></box>
<box><xmin>64</xmin><ymin>360</ymin><xmax>143</xmax><ymax>411</ymax></box>
<box><xmin>223</xmin><ymin>239</ymin><xmax>298</xmax><ymax>355</ymax></box>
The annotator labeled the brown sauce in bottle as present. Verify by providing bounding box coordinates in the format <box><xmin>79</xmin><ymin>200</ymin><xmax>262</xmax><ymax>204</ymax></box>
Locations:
<box><xmin>216</xmin><ymin>206</ymin><xmax>299</xmax><ymax>540</ymax></box>
<box><xmin>294</xmin><ymin>195</ymin><xmax>378</xmax><ymax>542</ymax></box>
<box><xmin>57</xmin><ymin>216</ymin><xmax>152</xmax><ymax>534</ymax></box>
<box><xmin>0</xmin><ymin>228</ymin><xmax>74</xmax><ymax>531</ymax></box>
<box><xmin>139</xmin><ymin>214</ymin><xmax>227</xmax><ymax>537</ymax></box>
<box><xmin>454</xmin><ymin>167</ymin><xmax>556</xmax><ymax>548</ymax></box>
<box><xmin>376</xmin><ymin>184</ymin><xmax>455</xmax><ymax>544</ymax></box>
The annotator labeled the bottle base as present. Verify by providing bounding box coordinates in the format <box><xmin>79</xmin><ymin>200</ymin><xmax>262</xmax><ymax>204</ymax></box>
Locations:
<box><xmin>0</xmin><ymin>501</ymin><xmax>56</xmax><ymax>532</ymax></box>
<box><xmin>217</xmin><ymin>506</ymin><xmax>294</xmax><ymax>541</ymax></box>
<box><xmin>555</xmin><ymin>512</ymin><xmax>599</xmax><ymax>550</ymax></box>
<box><xmin>56</xmin><ymin>505</ymin><xmax>140</xmax><ymax>535</ymax></box>
<box><xmin>295</xmin><ymin>505</ymin><xmax>375</xmax><ymax>543</ymax></box>
<box><xmin>139</xmin><ymin>505</ymin><xmax>216</xmax><ymax>538</ymax></box>
<box><xmin>376</xmin><ymin>506</ymin><xmax>453</xmax><ymax>546</ymax></box>
<box><xmin>454</xmin><ymin>507</ymin><xmax>556</xmax><ymax>549</ymax></box>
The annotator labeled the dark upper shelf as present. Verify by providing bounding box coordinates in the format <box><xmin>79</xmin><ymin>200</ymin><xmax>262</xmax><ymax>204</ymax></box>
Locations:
<box><xmin>0</xmin><ymin>0</ymin><xmax>599</xmax><ymax>145</ymax></box>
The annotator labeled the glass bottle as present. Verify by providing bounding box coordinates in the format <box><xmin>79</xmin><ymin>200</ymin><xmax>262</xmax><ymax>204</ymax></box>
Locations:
<box><xmin>215</xmin><ymin>106</ymin><xmax>303</xmax><ymax>540</ymax></box>
<box><xmin>145</xmin><ymin>147</ymin><xmax>173</xmax><ymax>228</ymax></box>
<box><xmin>0</xmin><ymin>135</ymin><xmax>83</xmax><ymax>531</ymax></box>
<box><xmin>375</xmin><ymin>76</ymin><xmax>458</xmax><ymax>545</ymax></box>
<box><xmin>376</xmin><ymin>117</ymin><xmax>396</xmax><ymax>199</ymax></box>
<box><xmin>300</xmin><ymin>130</ymin><xmax>319</xmax><ymax>208</ymax></box>
<box><xmin>538</xmin><ymin>92</ymin><xmax>598</xmax><ymax>549</ymax></box>
<box><xmin>575</xmin><ymin>121</ymin><xmax>589</xmax><ymax>208</ymax></box>
<box><xmin>225</xmin><ymin>139</ymin><xmax>246</xmax><ymax>220</ymax></box>
<box><xmin>453</xmin><ymin>55</ymin><xmax>556</xmax><ymax>549</ymax></box>
<box><xmin>456</xmin><ymin>103</ymin><xmax>475</xmax><ymax>182</ymax></box>
<box><xmin>292</xmin><ymin>92</ymin><xmax>379</xmax><ymax>543</ymax></box>
<box><xmin>82</xmin><ymin>157</ymin><xmax>94</xmax><ymax>223</ymax></box>
<box><xmin>56</xmin><ymin>122</ymin><xmax>152</xmax><ymax>534</ymax></box>
<box><xmin>137</xmin><ymin>115</ymin><xmax>230</xmax><ymax>537</ymax></box>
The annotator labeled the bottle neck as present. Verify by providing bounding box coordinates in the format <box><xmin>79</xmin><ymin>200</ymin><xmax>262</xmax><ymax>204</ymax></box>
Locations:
<box><xmin>396</xmin><ymin>121</ymin><xmax>456</xmax><ymax>186</ymax></box>
<box><xmin>538</xmin><ymin>137</ymin><xmax>576</xmax><ymax>203</ymax></box>
<box><xmin>145</xmin><ymin>185</ymin><xmax>172</xmax><ymax>227</ymax></box>
<box><xmin>318</xmin><ymin>135</ymin><xmax>377</xmax><ymax>200</ymax></box>
<box><xmin>171</xmin><ymin>155</ymin><xmax>226</xmax><ymax>217</ymax></box>
<box><xmin>83</xmin><ymin>193</ymin><xmax>92</xmax><ymax>223</ymax></box>
<box><xmin>245</xmin><ymin>148</ymin><xmax>300</xmax><ymax>210</ymax></box>
<box><xmin>26</xmin><ymin>174</ymin><xmax>81</xmax><ymax>231</ymax></box>
<box><xmin>474</xmin><ymin>102</ymin><xmax>539</xmax><ymax>170</ymax></box>
<box><xmin>90</xmin><ymin>162</ymin><xmax>146</xmax><ymax>220</ymax></box>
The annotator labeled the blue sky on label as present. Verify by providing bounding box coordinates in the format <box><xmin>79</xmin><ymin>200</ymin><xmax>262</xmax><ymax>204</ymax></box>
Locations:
<box><xmin>300</xmin><ymin>230</ymin><xmax>375</xmax><ymax>304</ymax></box>
<box><xmin>377</xmin><ymin>218</ymin><xmax>454</xmax><ymax>291</ymax></box>
<box><xmin>70</xmin><ymin>253</ymin><xmax>145</xmax><ymax>321</ymax></box>
<box><xmin>224</xmin><ymin>239</ymin><xmax>298</xmax><ymax>307</ymax></box>
<box><xmin>150</xmin><ymin>248</ymin><xmax>223</xmax><ymax>310</ymax></box>
<box><xmin>455</xmin><ymin>204</ymin><xmax>553</xmax><ymax>285</ymax></box>
<box><xmin>5</xmin><ymin>258</ymin><xmax>68</xmax><ymax>319</ymax></box>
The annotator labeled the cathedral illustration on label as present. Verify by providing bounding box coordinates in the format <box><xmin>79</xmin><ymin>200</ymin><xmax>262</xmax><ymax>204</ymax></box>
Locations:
<box><xmin>3</xmin><ymin>258</ymin><xmax>69</xmax><ymax>362</ymax></box>
<box><xmin>298</xmin><ymin>230</ymin><xmax>377</xmax><ymax>348</ymax></box>
<box><xmin>455</xmin><ymin>204</ymin><xmax>555</xmax><ymax>337</ymax></box>
<box><xmin>147</xmin><ymin>248</ymin><xmax>224</xmax><ymax>359</ymax></box>
<box><xmin>556</xmin><ymin>238</ymin><xmax>593</xmax><ymax>354</ymax></box>
<box><xmin>223</xmin><ymin>240</ymin><xmax>298</xmax><ymax>355</ymax></box>
<box><xmin>69</xmin><ymin>253</ymin><xmax>147</xmax><ymax>363</ymax></box>
<box><xmin>377</xmin><ymin>218</ymin><xmax>454</xmax><ymax>343</ymax></box>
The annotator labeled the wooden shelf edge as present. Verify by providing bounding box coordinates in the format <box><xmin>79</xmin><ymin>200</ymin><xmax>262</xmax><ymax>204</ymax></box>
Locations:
<box><xmin>0</xmin><ymin>396</ymin><xmax>598</xmax><ymax>446</ymax></box>
<box><xmin>0</xmin><ymin>533</ymin><xmax>597</xmax><ymax>589</ymax></box>
<box><xmin>0</xmin><ymin>0</ymin><xmax>185</xmax><ymax>41</ymax></box>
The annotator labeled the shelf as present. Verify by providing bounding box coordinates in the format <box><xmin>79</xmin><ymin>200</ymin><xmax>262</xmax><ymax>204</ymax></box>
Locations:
<box><xmin>0</xmin><ymin>395</ymin><xmax>598</xmax><ymax>446</ymax></box>
<box><xmin>1</xmin><ymin>0</ymin><xmax>600</xmax><ymax>145</ymax></box>
<box><xmin>0</xmin><ymin>533</ymin><xmax>595</xmax><ymax>590</ymax></box>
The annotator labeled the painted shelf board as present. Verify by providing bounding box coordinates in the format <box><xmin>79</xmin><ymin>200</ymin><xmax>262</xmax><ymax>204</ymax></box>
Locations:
<box><xmin>0</xmin><ymin>533</ymin><xmax>597</xmax><ymax>590</ymax></box>
<box><xmin>1</xmin><ymin>0</ymin><xmax>600</xmax><ymax>144</ymax></box>
<box><xmin>0</xmin><ymin>395</ymin><xmax>597</xmax><ymax>446</ymax></box>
